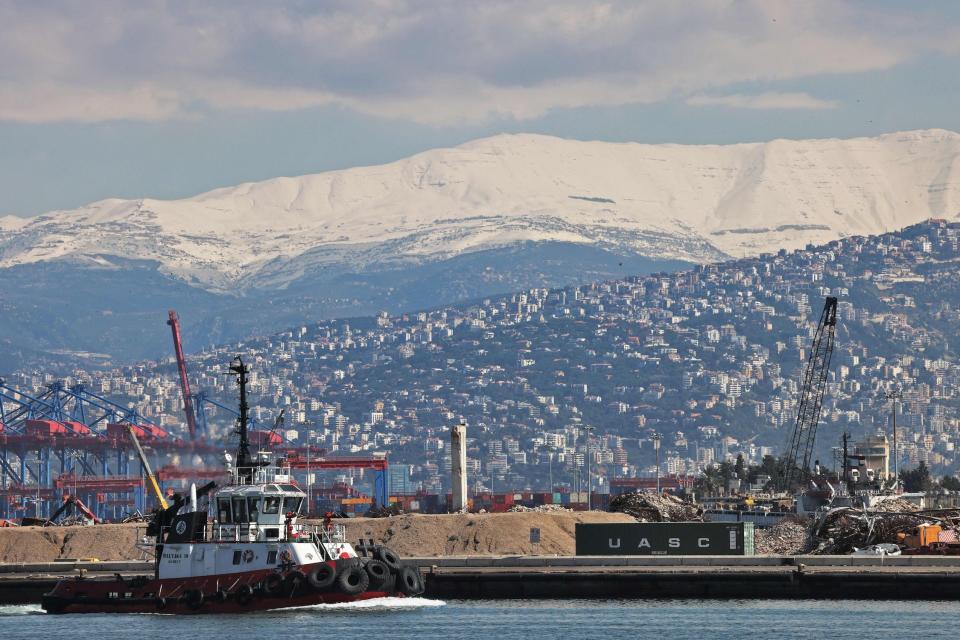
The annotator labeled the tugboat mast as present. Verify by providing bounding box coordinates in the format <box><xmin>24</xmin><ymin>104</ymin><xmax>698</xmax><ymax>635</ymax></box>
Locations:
<box><xmin>230</xmin><ymin>356</ymin><xmax>254</xmax><ymax>481</ymax></box>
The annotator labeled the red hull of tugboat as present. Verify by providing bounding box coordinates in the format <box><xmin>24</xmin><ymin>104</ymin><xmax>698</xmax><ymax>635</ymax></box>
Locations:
<box><xmin>42</xmin><ymin>562</ymin><xmax>422</xmax><ymax>615</ymax></box>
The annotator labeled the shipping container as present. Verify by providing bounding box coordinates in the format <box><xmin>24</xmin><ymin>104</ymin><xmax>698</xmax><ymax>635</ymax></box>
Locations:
<box><xmin>575</xmin><ymin>522</ymin><xmax>754</xmax><ymax>556</ymax></box>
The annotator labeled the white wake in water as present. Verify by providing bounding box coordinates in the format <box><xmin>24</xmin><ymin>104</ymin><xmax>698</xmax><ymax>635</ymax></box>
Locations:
<box><xmin>0</xmin><ymin>604</ymin><xmax>44</xmax><ymax>616</ymax></box>
<box><xmin>280</xmin><ymin>597</ymin><xmax>445</xmax><ymax>612</ymax></box>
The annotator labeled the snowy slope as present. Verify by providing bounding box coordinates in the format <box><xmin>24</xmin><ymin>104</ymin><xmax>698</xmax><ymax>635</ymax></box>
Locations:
<box><xmin>1</xmin><ymin>129</ymin><xmax>958</xmax><ymax>292</ymax></box>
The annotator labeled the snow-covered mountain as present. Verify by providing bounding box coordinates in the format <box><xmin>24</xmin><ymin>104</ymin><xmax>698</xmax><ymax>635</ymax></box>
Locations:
<box><xmin>2</xmin><ymin>128</ymin><xmax>960</xmax><ymax>367</ymax></box>
<box><xmin>3</xmin><ymin>129</ymin><xmax>959</xmax><ymax>293</ymax></box>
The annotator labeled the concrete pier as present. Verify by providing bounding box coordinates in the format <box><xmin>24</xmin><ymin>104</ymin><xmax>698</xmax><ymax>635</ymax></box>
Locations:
<box><xmin>3</xmin><ymin>556</ymin><xmax>960</xmax><ymax>603</ymax></box>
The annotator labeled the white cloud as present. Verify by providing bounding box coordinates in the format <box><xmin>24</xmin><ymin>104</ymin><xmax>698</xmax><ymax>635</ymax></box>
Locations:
<box><xmin>0</xmin><ymin>0</ymin><xmax>954</xmax><ymax>125</ymax></box>
<box><xmin>686</xmin><ymin>92</ymin><xmax>839</xmax><ymax>111</ymax></box>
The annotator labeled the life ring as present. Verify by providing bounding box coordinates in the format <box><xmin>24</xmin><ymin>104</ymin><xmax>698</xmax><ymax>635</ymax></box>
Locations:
<box><xmin>279</xmin><ymin>549</ymin><xmax>293</xmax><ymax>564</ymax></box>
<box><xmin>184</xmin><ymin>589</ymin><xmax>204</xmax><ymax>610</ymax></box>
<box><xmin>235</xmin><ymin>584</ymin><xmax>255</xmax><ymax>605</ymax></box>
<box><xmin>336</xmin><ymin>565</ymin><xmax>370</xmax><ymax>596</ymax></box>
<box><xmin>396</xmin><ymin>567</ymin><xmax>423</xmax><ymax>596</ymax></box>
<box><xmin>263</xmin><ymin>573</ymin><xmax>283</xmax><ymax>595</ymax></box>
<box><xmin>364</xmin><ymin>559</ymin><xmax>390</xmax><ymax>589</ymax></box>
<box><xmin>242</xmin><ymin>549</ymin><xmax>255</xmax><ymax>564</ymax></box>
<box><xmin>307</xmin><ymin>563</ymin><xmax>337</xmax><ymax>590</ymax></box>
<box><xmin>375</xmin><ymin>546</ymin><xmax>402</xmax><ymax>571</ymax></box>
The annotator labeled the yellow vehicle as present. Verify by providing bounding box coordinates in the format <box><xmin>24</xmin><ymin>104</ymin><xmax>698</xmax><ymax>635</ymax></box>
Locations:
<box><xmin>898</xmin><ymin>523</ymin><xmax>960</xmax><ymax>553</ymax></box>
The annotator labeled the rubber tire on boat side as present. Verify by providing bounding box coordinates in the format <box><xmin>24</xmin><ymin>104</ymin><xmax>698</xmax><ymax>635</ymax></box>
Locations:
<box><xmin>375</xmin><ymin>546</ymin><xmax>402</xmax><ymax>571</ymax></box>
<box><xmin>235</xmin><ymin>584</ymin><xmax>255</xmax><ymax>606</ymax></box>
<box><xmin>337</xmin><ymin>565</ymin><xmax>370</xmax><ymax>595</ymax></box>
<box><xmin>285</xmin><ymin>570</ymin><xmax>307</xmax><ymax>592</ymax></box>
<box><xmin>364</xmin><ymin>559</ymin><xmax>391</xmax><ymax>589</ymax></box>
<box><xmin>396</xmin><ymin>567</ymin><xmax>423</xmax><ymax>596</ymax></box>
<box><xmin>155</xmin><ymin>596</ymin><xmax>168</xmax><ymax>611</ymax></box>
<box><xmin>308</xmin><ymin>563</ymin><xmax>337</xmax><ymax>590</ymax></box>
<box><xmin>184</xmin><ymin>590</ymin><xmax>204</xmax><ymax>610</ymax></box>
<box><xmin>263</xmin><ymin>573</ymin><xmax>284</xmax><ymax>595</ymax></box>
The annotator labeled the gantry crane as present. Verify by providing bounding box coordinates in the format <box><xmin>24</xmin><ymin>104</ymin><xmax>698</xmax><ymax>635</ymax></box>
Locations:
<box><xmin>779</xmin><ymin>296</ymin><xmax>839</xmax><ymax>492</ymax></box>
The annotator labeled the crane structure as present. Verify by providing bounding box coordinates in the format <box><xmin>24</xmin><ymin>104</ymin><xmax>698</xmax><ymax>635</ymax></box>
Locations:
<box><xmin>124</xmin><ymin>423</ymin><xmax>168</xmax><ymax>510</ymax></box>
<box><xmin>0</xmin><ymin>379</ymin><xmax>219</xmax><ymax>520</ymax></box>
<box><xmin>167</xmin><ymin>310</ymin><xmax>199</xmax><ymax>439</ymax></box>
<box><xmin>284</xmin><ymin>454</ymin><xmax>388</xmax><ymax>507</ymax></box>
<box><xmin>780</xmin><ymin>296</ymin><xmax>839</xmax><ymax>492</ymax></box>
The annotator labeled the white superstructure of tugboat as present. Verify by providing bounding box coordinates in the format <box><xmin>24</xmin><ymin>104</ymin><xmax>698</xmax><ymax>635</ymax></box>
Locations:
<box><xmin>42</xmin><ymin>357</ymin><xmax>424</xmax><ymax>614</ymax></box>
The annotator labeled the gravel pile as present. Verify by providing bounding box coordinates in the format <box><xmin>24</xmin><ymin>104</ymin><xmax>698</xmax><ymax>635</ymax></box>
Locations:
<box><xmin>608</xmin><ymin>492</ymin><xmax>703</xmax><ymax>523</ymax></box>
<box><xmin>507</xmin><ymin>504</ymin><xmax>572</xmax><ymax>513</ymax></box>
<box><xmin>754</xmin><ymin>518</ymin><xmax>811</xmax><ymax>555</ymax></box>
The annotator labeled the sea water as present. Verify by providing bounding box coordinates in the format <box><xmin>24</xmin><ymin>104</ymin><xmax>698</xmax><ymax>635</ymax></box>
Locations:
<box><xmin>4</xmin><ymin>598</ymin><xmax>959</xmax><ymax>639</ymax></box>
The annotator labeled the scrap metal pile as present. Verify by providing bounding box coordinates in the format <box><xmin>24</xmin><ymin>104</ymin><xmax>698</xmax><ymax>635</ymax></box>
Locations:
<box><xmin>507</xmin><ymin>504</ymin><xmax>572</xmax><ymax>513</ymax></box>
<box><xmin>811</xmin><ymin>500</ymin><xmax>960</xmax><ymax>555</ymax></box>
<box><xmin>608</xmin><ymin>492</ymin><xmax>704</xmax><ymax>522</ymax></box>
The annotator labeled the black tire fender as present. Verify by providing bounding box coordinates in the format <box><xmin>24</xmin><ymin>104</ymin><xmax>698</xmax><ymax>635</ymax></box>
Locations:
<box><xmin>337</xmin><ymin>565</ymin><xmax>370</xmax><ymax>595</ymax></box>
<box><xmin>375</xmin><ymin>546</ymin><xmax>402</xmax><ymax>571</ymax></box>
<box><xmin>308</xmin><ymin>563</ymin><xmax>337</xmax><ymax>590</ymax></box>
<box><xmin>155</xmin><ymin>596</ymin><xmax>168</xmax><ymax>611</ymax></box>
<box><xmin>215</xmin><ymin>589</ymin><xmax>229</xmax><ymax>602</ymax></box>
<box><xmin>364</xmin><ymin>558</ymin><xmax>391</xmax><ymax>589</ymax></box>
<box><xmin>263</xmin><ymin>573</ymin><xmax>283</xmax><ymax>595</ymax></box>
<box><xmin>235</xmin><ymin>584</ymin><xmax>255</xmax><ymax>606</ymax></box>
<box><xmin>184</xmin><ymin>589</ymin><xmax>204</xmax><ymax>610</ymax></box>
<box><xmin>396</xmin><ymin>566</ymin><xmax>423</xmax><ymax>596</ymax></box>
<box><xmin>284</xmin><ymin>570</ymin><xmax>307</xmax><ymax>593</ymax></box>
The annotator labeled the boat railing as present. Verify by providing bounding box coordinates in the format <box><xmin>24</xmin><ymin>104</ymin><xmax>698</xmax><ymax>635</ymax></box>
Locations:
<box><xmin>165</xmin><ymin>521</ymin><xmax>347</xmax><ymax>545</ymax></box>
<box><xmin>229</xmin><ymin>464</ymin><xmax>294</xmax><ymax>486</ymax></box>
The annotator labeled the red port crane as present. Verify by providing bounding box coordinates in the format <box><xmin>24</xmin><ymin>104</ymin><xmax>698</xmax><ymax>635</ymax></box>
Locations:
<box><xmin>167</xmin><ymin>310</ymin><xmax>199</xmax><ymax>439</ymax></box>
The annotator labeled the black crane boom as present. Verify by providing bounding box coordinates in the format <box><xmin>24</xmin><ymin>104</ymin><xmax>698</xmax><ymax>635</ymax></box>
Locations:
<box><xmin>781</xmin><ymin>296</ymin><xmax>839</xmax><ymax>492</ymax></box>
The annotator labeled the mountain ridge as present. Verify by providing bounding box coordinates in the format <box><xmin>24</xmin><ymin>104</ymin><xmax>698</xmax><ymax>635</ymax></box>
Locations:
<box><xmin>2</xmin><ymin>128</ymin><xmax>958</xmax><ymax>294</ymax></box>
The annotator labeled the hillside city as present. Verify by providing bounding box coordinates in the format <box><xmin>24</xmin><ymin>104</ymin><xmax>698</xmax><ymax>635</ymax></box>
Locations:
<box><xmin>6</xmin><ymin>219</ymin><xmax>960</xmax><ymax>500</ymax></box>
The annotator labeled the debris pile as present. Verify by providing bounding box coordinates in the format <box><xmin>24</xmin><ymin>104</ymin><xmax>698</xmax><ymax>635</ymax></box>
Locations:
<box><xmin>365</xmin><ymin>504</ymin><xmax>404</xmax><ymax>518</ymax></box>
<box><xmin>754</xmin><ymin>518</ymin><xmax>811</xmax><ymax>555</ymax></box>
<box><xmin>507</xmin><ymin>504</ymin><xmax>572</xmax><ymax>513</ymax></box>
<box><xmin>869</xmin><ymin>497</ymin><xmax>923</xmax><ymax>513</ymax></box>
<box><xmin>809</xmin><ymin>500</ymin><xmax>959</xmax><ymax>555</ymax></box>
<box><xmin>608</xmin><ymin>492</ymin><xmax>704</xmax><ymax>522</ymax></box>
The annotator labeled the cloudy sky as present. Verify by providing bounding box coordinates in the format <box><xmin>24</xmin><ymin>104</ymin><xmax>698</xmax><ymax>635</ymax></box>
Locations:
<box><xmin>3</xmin><ymin>0</ymin><xmax>959</xmax><ymax>217</ymax></box>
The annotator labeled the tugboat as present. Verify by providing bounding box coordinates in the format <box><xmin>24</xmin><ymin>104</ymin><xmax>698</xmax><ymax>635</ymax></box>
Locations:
<box><xmin>42</xmin><ymin>357</ymin><xmax>425</xmax><ymax>614</ymax></box>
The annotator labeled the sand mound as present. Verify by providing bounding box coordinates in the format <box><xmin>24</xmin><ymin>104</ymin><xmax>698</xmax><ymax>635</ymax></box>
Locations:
<box><xmin>334</xmin><ymin>511</ymin><xmax>635</xmax><ymax>556</ymax></box>
<box><xmin>0</xmin><ymin>524</ymin><xmax>142</xmax><ymax>563</ymax></box>
<box><xmin>0</xmin><ymin>512</ymin><xmax>635</xmax><ymax>562</ymax></box>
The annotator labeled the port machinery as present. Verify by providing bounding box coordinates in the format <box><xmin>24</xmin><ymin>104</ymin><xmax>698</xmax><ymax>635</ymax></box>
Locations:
<box><xmin>0</xmin><ymin>310</ymin><xmax>392</xmax><ymax>521</ymax></box>
<box><xmin>779</xmin><ymin>296</ymin><xmax>839</xmax><ymax>493</ymax></box>
<box><xmin>0</xmin><ymin>377</ymin><xmax>389</xmax><ymax>521</ymax></box>
<box><xmin>0</xmin><ymin>379</ymin><xmax>222</xmax><ymax>521</ymax></box>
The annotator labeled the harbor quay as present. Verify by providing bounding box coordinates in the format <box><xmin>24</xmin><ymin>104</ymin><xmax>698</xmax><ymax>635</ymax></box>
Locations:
<box><xmin>3</xmin><ymin>556</ymin><xmax>960</xmax><ymax>603</ymax></box>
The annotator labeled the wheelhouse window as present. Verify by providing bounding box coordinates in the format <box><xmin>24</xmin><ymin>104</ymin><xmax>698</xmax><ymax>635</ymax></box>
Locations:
<box><xmin>232</xmin><ymin>496</ymin><xmax>248</xmax><ymax>522</ymax></box>
<box><xmin>217</xmin><ymin>498</ymin><xmax>231</xmax><ymax>523</ymax></box>
<box><xmin>263</xmin><ymin>497</ymin><xmax>281</xmax><ymax>514</ymax></box>
<box><xmin>282</xmin><ymin>496</ymin><xmax>303</xmax><ymax>516</ymax></box>
<box><xmin>247</xmin><ymin>497</ymin><xmax>262</xmax><ymax>523</ymax></box>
